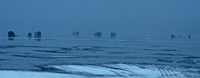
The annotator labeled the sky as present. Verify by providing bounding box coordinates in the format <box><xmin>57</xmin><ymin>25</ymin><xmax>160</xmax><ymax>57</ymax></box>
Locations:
<box><xmin>0</xmin><ymin>0</ymin><xmax>199</xmax><ymax>38</ymax></box>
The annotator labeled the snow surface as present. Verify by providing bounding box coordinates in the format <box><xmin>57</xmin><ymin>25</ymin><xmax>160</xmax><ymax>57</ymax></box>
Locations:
<box><xmin>51</xmin><ymin>64</ymin><xmax>188</xmax><ymax>78</ymax></box>
<box><xmin>0</xmin><ymin>64</ymin><xmax>198</xmax><ymax>78</ymax></box>
<box><xmin>52</xmin><ymin>65</ymin><xmax>116</xmax><ymax>75</ymax></box>
<box><xmin>0</xmin><ymin>71</ymin><xmax>83</xmax><ymax>78</ymax></box>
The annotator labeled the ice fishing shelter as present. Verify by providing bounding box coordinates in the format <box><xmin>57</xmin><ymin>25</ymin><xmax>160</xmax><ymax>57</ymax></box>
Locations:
<box><xmin>8</xmin><ymin>31</ymin><xmax>15</xmax><ymax>37</ymax></box>
<box><xmin>110</xmin><ymin>32</ymin><xmax>116</xmax><ymax>38</ymax></box>
<box><xmin>171</xmin><ymin>34</ymin><xmax>175</xmax><ymax>39</ymax></box>
<box><xmin>34</xmin><ymin>31</ymin><xmax>42</xmax><ymax>38</ymax></box>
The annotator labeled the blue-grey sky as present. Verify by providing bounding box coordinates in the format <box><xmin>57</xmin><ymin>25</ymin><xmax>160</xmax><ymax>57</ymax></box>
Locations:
<box><xmin>0</xmin><ymin>0</ymin><xmax>200</xmax><ymax>38</ymax></box>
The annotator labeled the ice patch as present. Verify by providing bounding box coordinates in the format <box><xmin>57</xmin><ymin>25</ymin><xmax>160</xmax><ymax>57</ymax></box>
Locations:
<box><xmin>105</xmin><ymin>64</ymin><xmax>188</xmax><ymax>78</ymax></box>
<box><xmin>0</xmin><ymin>71</ymin><xmax>83</xmax><ymax>78</ymax></box>
<box><xmin>105</xmin><ymin>64</ymin><xmax>161</xmax><ymax>77</ymax></box>
<box><xmin>52</xmin><ymin>65</ymin><xmax>116</xmax><ymax>75</ymax></box>
<box><xmin>49</xmin><ymin>64</ymin><xmax>194</xmax><ymax>78</ymax></box>
<box><xmin>0</xmin><ymin>65</ymin><xmax>198</xmax><ymax>78</ymax></box>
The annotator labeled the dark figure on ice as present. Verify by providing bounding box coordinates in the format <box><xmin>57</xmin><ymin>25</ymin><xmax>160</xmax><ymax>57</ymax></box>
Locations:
<box><xmin>171</xmin><ymin>34</ymin><xmax>176</xmax><ymax>39</ymax></box>
<box><xmin>188</xmin><ymin>35</ymin><xmax>191</xmax><ymax>39</ymax></box>
<box><xmin>72</xmin><ymin>31</ymin><xmax>79</xmax><ymax>37</ymax></box>
<box><xmin>94</xmin><ymin>32</ymin><xmax>102</xmax><ymax>37</ymax></box>
<box><xmin>28</xmin><ymin>33</ymin><xmax>32</xmax><ymax>38</ymax></box>
<box><xmin>110</xmin><ymin>32</ymin><xmax>116</xmax><ymax>38</ymax></box>
<box><xmin>179</xmin><ymin>35</ymin><xmax>181</xmax><ymax>38</ymax></box>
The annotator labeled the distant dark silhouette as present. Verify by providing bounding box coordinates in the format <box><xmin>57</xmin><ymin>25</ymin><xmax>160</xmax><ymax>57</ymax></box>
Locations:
<box><xmin>34</xmin><ymin>31</ymin><xmax>42</xmax><ymax>38</ymax></box>
<box><xmin>171</xmin><ymin>34</ymin><xmax>176</xmax><ymax>39</ymax></box>
<box><xmin>188</xmin><ymin>35</ymin><xmax>191</xmax><ymax>39</ymax></box>
<box><xmin>28</xmin><ymin>33</ymin><xmax>32</xmax><ymax>38</ymax></box>
<box><xmin>94</xmin><ymin>32</ymin><xmax>102</xmax><ymax>37</ymax></box>
<box><xmin>110</xmin><ymin>32</ymin><xmax>116</xmax><ymax>38</ymax></box>
<box><xmin>72</xmin><ymin>31</ymin><xmax>79</xmax><ymax>37</ymax></box>
<box><xmin>8</xmin><ymin>31</ymin><xmax>15</xmax><ymax>37</ymax></box>
<box><xmin>8</xmin><ymin>31</ymin><xmax>16</xmax><ymax>41</ymax></box>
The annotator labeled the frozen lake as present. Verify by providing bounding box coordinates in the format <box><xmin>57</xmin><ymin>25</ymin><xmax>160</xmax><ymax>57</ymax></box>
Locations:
<box><xmin>0</xmin><ymin>37</ymin><xmax>199</xmax><ymax>78</ymax></box>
